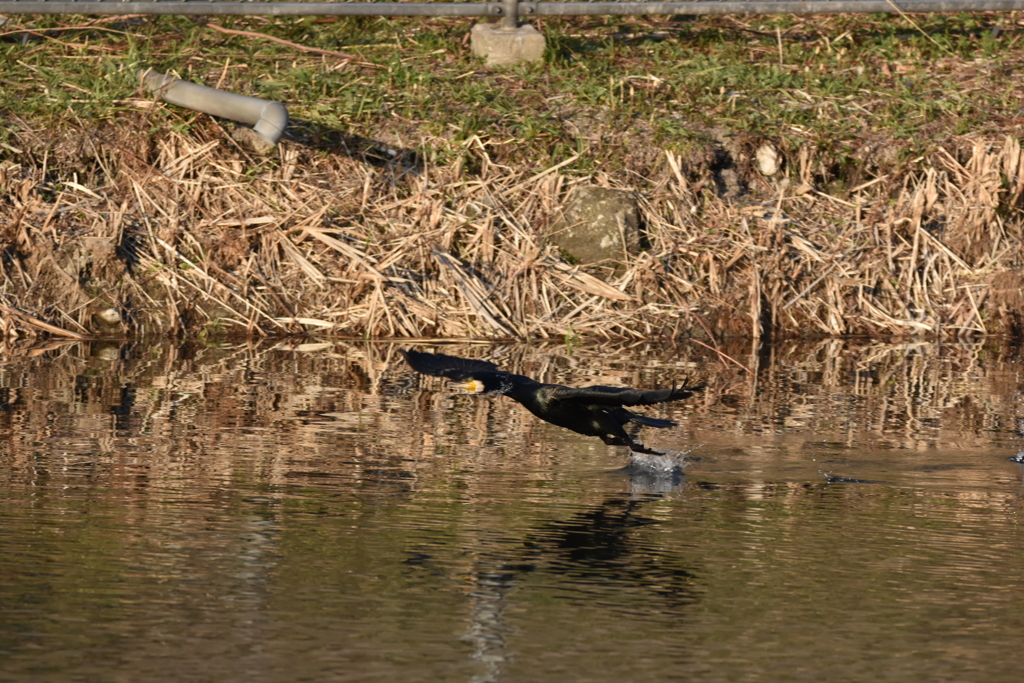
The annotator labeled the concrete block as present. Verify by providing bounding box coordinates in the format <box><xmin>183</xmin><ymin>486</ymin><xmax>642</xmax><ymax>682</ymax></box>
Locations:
<box><xmin>470</xmin><ymin>22</ymin><xmax>546</xmax><ymax>66</ymax></box>
<box><xmin>548</xmin><ymin>186</ymin><xmax>642</xmax><ymax>273</ymax></box>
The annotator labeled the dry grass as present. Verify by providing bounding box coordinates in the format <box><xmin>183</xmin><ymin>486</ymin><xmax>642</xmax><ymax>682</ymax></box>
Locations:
<box><xmin>4</xmin><ymin>12</ymin><xmax>1024</xmax><ymax>342</ymax></box>
<box><xmin>2</xmin><ymin>114</ymin><xmax>1024</xmax><ymax>341</ymax></box>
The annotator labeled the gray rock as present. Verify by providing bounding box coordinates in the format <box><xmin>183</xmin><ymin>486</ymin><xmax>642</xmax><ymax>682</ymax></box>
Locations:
<box><xmin>230</xmin><ymin>126</ymin><xmax>277</xmax><ymax>155</ymax></box>
<box><xmin>549</xmin><ymin>186</ymin><xmax>641</xmax><ymax>269</ymax></box>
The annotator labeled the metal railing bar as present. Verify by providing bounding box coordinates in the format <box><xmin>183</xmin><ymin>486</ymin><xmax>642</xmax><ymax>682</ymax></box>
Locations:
<box><xmin>0</xmin><ymin>2</ymin><xmax>500</xmax><ymax>17</ymax></box>
<box><xmin>3</xmin><ymin>0</ymin><xmax>1024</xmax><ymax>18</ymax></box>
<box><xmin>530</xmin><ymin>0</ymin><xmax>1024</xmax><ymax>14</ymax></box>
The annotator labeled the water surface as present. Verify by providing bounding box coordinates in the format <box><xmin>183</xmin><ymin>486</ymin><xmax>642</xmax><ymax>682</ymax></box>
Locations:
<box><xmin>2</xmin><ymin>339</ymin><xmax>1023</xmax><ymax>682</ymax></box>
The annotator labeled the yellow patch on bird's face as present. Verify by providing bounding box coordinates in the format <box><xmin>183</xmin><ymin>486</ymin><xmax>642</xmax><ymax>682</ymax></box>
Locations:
<box><xmin>450</xmin><ymin>379</ymin><xmax>484</xmax><ymax>393</ymax></box>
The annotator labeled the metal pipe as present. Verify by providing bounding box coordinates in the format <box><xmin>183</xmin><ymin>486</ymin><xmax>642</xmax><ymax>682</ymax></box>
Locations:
<box><xmin>139</xmin><ymin>69</ymin><xmax>288</xmax><ymax>146</ymax></box>
<box><xmin>0</xmin><ymin>2</ymin><xmax>501</xmax><ymax>16</ymax></box>
<box><xmin>4</xmin><ymin>1</ymin><xmax>1024</xmax><ymax>18</ymax></box>
<box><xmin>526</xmin><ymin>0</ymin><xmax>1024</xmax><ymax>15</ymax></box>
<box><xmin>500</xmin><ymin>0</ymin><xmax>519</xmax><ymax>30</ymax></box>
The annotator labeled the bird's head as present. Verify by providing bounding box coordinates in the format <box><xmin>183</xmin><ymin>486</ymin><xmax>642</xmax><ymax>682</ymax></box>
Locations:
<box><xmin>446</xmin><ymin>372</ymin><xmax>510</xmax><ymax>395</ymax></box>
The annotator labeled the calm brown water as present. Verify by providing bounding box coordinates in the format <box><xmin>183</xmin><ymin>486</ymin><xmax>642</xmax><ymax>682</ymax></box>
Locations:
<box><xmin>2</xmin><ymin>339</ymin><xmax>1024</xmax><ymax>682</ymax></box>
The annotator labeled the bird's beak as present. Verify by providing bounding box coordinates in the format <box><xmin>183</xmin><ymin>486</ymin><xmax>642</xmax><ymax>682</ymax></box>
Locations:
<box><xmin>447</xmin><ymin>379</ymin><xmax>483</xmax><ymax>393</ymax></box>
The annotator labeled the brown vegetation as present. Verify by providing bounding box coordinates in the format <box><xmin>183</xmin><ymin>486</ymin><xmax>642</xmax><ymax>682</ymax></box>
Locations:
<box><xmin>4</xmin><ymin>112</ymin><xmax>1024</xmax><ymax>342</ymax></box>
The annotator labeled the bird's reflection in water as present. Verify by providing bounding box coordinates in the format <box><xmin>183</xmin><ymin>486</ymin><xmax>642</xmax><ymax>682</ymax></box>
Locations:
<box><xmin>460</xmin><ymin>468</ymin><xmax>696</xmax><ymax>683</ymax></box>
<box><xmin>462</xmin><ymin>568</ymin><xmax>519</xmax><ymax>683</ymax></box>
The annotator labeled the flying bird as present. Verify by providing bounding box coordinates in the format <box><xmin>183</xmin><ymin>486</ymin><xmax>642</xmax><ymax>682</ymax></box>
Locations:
<box><xmin>400</xmin><ymin>349</ymin><xmax>704</xmax><ymax>455</ymax></box>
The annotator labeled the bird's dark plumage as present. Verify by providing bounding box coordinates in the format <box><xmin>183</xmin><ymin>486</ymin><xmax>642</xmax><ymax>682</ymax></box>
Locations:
<box><xmin>400</xmin><ymin>349</ymin><xmax>705</xmax><ymax>455</ymax></box>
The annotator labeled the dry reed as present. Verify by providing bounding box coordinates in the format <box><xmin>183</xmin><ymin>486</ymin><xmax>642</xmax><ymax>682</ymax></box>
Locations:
<box><xmin>2</xmin><ymin>115</ymin><xmax>1024</xmax><ymax>342</ymax></box>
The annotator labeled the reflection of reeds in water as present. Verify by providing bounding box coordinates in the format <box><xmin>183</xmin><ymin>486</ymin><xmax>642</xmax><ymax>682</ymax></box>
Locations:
<box><xmin>0</xmin><ymin>339</ymin><xmax>1020</xmax><ymax>495</ymax></box>
<box><xmin>696</xmin><ymin>338</ymin><xmax>1021</xmax><ymax>456</ymax></box>
<box><xmin>3</xmin><ymin>128</ymin><xmax>1024</xmax><ymax>340</ymax></box>
<box><xmin>1</xmin><ymin>337</ymin><xmax>1020</xmax><ymax>622</ymax></box>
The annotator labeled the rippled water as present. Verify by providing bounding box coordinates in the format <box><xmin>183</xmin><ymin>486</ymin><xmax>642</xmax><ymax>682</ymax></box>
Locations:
<box><xmin>2</xmin><ymin>339</ymin><xmax>1024</xmax><ymax>682</ymax></box>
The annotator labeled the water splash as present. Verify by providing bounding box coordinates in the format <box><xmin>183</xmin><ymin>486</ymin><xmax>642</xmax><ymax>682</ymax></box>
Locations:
<box><xmin>626</xmin><ymin>450</ymin><xmax>692</xmax><ymax>475</ymax></box>
<box><xmin>618</xmin><ymin>448</ymin><xmax>696</xmax><ymax>496</ymax></box>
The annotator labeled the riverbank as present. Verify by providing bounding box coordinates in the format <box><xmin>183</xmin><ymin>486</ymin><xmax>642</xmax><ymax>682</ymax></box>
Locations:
<box><xmin>3</xmin><ymin>12</ymin><xmax>1024</xmax><ymax>341</ymax></box>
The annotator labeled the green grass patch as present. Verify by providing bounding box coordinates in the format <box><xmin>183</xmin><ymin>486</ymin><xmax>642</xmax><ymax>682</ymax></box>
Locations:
<box><xmin>2</xmin><ymin>11</ymin><xmax>1023</xmax><ymax>176</ymax></box>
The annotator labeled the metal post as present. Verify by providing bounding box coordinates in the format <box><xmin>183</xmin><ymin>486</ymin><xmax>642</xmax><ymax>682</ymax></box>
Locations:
<box><xmin>500</xmin><ymin>0</ymin><xmax>519</xmax><ymax>29</ymax></box>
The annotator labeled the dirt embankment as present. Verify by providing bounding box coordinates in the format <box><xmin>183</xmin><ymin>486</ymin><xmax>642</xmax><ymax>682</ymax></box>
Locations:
<box><xmin>3</xmin><ymin>115</ymin><xmax>1024</xmax><ymax>342</ymax></box>
<box><xmin>4</xmin><ymin>10</ymin><xmax>1024</xmax><ymax>343</ymax></box>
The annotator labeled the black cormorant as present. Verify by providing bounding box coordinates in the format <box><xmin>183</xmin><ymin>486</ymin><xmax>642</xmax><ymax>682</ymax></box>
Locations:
<box><xmin>400</xmin><ymin>349</ymin><xmax>704</xmax><ymax>455</ymax></box>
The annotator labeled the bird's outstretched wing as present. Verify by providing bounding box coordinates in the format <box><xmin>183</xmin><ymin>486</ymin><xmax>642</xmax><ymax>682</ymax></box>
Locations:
<box><xmin>400</xmin><ymin>349</ymin><xmax>502</xmax><ymax>380</ymax></box>
<box><xmin>548</xmin><ymin>382</ymin><xmax>705</xmax><ymax>407</ymax></box>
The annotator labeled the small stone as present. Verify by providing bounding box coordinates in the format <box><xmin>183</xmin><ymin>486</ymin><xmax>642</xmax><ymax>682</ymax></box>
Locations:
<box><xmin>756</xmin><ymin>143</ymin><xmax>781</xmax><ymax>176</ymax></box>
<box><xmin>230</xmin><ymin>126</ymin><xmax>276</xmax><ymax>155</ymax></box>
<box><xmin>94</xmin><ymin>308</ymin><xmax>121</xmax><ymax>326</ymax></box>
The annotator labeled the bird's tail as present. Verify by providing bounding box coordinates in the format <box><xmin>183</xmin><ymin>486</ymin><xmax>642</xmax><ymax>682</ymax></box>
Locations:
<box><xmin>623</xmin><ymin>411</ymin><xmax>677</xmax><ymax>429</ymax></box>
